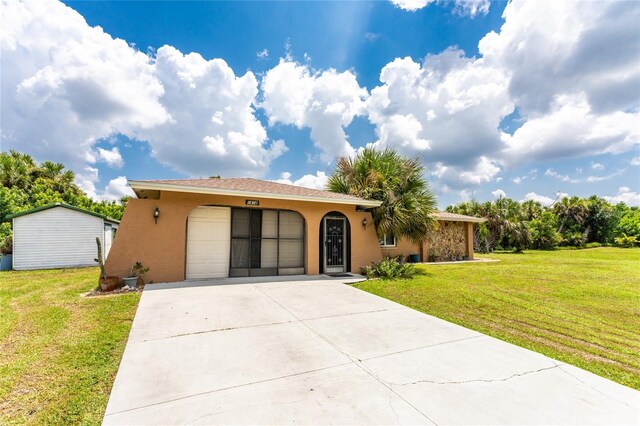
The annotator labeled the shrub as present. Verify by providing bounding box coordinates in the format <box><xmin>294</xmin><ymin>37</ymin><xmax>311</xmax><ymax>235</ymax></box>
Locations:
<box><xmin>560</xmin><ymin>231</ymin><xmax>586</xmax><ymax>247</ymax></box>
<box><xmin>614</xmin><ymin>233</ymin><xmax>638</xmax><ymax>248</ymax></box>
<box><xmin>361</xmin><ymin>256</ymin><xmax>416</xmax><ymax>279</ymax></box>
<box><xmin>584</xmin><ymin>242</ymin><xmax>602</xmax><ymax>249</ymax></box>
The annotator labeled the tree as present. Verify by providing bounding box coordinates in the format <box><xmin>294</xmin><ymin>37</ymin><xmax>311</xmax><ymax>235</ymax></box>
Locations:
<box><xmin>530</xmin><ymin>211</ymin><xmax>561</xmax><ymax>249</ymax></box>
<box><xmin>506</xmin><ymin>220</ymin><xmax>532</xmax><ymax>253</ymax></box>
<box><xmin>327</xmin><ymin>147</ymin><xmax>437</xmax><ymax>244</ymax></box>
<box><xmin>584</xmin><ymin>196</ymin><xmax>617</xmax><ymax>243</ymax></box>
<box><xmin>554</xmin><ymin>196</ymin><xmax>588</xmax><ymax>234</ymax></box>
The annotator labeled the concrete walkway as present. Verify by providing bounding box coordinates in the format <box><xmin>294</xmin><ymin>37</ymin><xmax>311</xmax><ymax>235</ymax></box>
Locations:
<box><xmin>104</xmin><ymin>276</ymin><xmax>640</xmax><ymax>425</ymax></box>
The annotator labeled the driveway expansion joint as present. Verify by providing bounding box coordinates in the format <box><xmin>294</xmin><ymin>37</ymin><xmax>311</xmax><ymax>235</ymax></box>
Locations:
<box><xmin>131</xmin><ymin>319</ymin><xmax>296</xmax><ymax>343</ymax></box>
<box><xmin>251</xmin><ymin>283</ymin><xmax>438</xmax><ymax>425</ymax></box>
<box><xmin>104</xmin><ymin>361</ymin><xmax>354</xmax><ymax>418</ymax></box>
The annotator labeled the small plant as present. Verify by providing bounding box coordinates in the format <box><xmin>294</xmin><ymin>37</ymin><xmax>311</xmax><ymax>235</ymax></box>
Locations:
<box><xmin>361</xmin><ymin>256</ymin><xmax>416</xmax><ymax>279</ymax></box>
<box><xmin>94</xmin><ymin>237</ymin><xmax>106</xmax><ymax>280</ymax></box>
<box><xmin>614</xmin><ymin>233</ymin><xmax>638</xmax><ymax>248</ymax></box>
<box><xmin>128</xmin><ymin>262</ymin><xmax>149</xmax><ymax>280</ymax></box>
<box><xmin>428</xmin><ymin>248</ymin><xmax>439</xmax><ymax>262</ymax></box>
<box><xmin>95</xmin><ymin>237</ymin><xmax>119</xmax><ymax>291</ymax></box>
<box><xmin>584</xmin><ymin>242</ymin><xmax>602</xmax><ymax>249</ymax></box>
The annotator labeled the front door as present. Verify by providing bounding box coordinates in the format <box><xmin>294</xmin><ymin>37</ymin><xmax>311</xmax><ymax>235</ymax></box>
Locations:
<box><xmin>323</xmin><ymin>217</ymin><xmax>346</xmax><ymax>273</ymax></box>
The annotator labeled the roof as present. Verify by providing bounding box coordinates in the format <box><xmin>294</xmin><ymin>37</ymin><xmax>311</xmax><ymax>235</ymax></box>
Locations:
<box><xmin>129</xmin><ymin>178</ymin><xmax>382</xmax><ymax>207</ymax></box>
<box><xmin>6</xmin><ymin>203</ymin><xmax>120</xmax><ymax>224</ymax></box>
<box><xmin>434</xmin><ymin>211</ymin><xmax>486</xmax><ymax>223</ymax></box>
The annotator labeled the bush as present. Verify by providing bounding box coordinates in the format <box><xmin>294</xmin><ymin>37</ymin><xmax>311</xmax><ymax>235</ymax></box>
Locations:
<box><xmin>560</xmin><ymin>231</ymin><xmax>586</xmax><ymax>247</ymax></box>
<box><xmin>361</xmin><ymin>256</ymin><xmax>416</xmax><ymax>279</ymax></box>
<box><xmin>614</xmin><ymin>233</ymin><xmax>638</xmax><ymax>248</ymax></box>
<box><xmin>584</xmin><ymin>242</ymin><xmax>602</xmax><ymax>249</ymax></box>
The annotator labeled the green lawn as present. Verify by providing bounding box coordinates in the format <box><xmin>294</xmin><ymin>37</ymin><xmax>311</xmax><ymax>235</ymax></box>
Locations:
<box><xmin>0</xmin><ymin>267</ymin><xmax>140</xmax><ymax>425</ymax></box>
<box><xmin>355</xmin><ymin>247</ymin><xmax>640</xmax><ymax>390</ymax></box>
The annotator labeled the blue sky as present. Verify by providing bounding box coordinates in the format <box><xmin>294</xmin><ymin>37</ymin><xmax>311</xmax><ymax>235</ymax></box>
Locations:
<box><xmin>1</xmin><ymin>0</ymin><xmax>639</xmax><ymax>207</ymax></box>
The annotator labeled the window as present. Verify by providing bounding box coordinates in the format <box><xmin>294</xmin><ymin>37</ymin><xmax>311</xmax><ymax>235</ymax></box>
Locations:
<box><xmin>379</xmin><ymin>231</ymin><xmax>396</xmax><ymax>247</ymax></box>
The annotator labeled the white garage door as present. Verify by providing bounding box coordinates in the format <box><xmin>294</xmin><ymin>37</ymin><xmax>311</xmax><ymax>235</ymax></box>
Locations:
<box><xmin>186</xmin><ymin>206</ymin><xmax>231</xmax><ymax>279</ymax></box>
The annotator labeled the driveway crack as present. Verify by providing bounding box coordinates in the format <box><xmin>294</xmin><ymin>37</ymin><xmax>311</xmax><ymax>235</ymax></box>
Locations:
<box><xmin>386</xmin><ymin>364</ymin><xmax>559</xmax><ymax>387</ymax></box>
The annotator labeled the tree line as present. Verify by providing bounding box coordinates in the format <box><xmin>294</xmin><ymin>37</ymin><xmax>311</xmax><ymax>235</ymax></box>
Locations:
<box><xmin>0</xmin><ymin>150</ymin><xmax>128</xmax><ymax>251</ymax></box>
<box><xmin>447</xmin><ymin>196</ymin><xmax>640</xmax><ymax>252</ymax></box>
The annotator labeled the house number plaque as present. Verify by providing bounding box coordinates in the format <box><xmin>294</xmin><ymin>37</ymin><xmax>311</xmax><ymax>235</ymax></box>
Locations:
<box><xmin>245</xmin><ymin>200</ymin><xmax>260</xmax><ymax>206</ymax></box>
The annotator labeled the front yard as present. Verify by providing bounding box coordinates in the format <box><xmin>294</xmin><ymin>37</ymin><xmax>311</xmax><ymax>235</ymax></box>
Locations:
<box><xmin>356</xmin><ymin>247</ymin><xmax>640</xmax><ymax>390</ymax></box>
<box><xmin>0</xmin><ymin>268</ymin><xmax>140</xmax><ymax>425</ymax></box>
<box><xmin>1</xmin><ymin>248</ymin><xmax>638</xmax><ymax>424</ymax></box>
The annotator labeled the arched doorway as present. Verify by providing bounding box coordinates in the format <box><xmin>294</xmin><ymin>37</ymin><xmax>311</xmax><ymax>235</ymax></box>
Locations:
<box><xmin>319</xmin><ymin>212</ymin><xmax>351</xmax><ymax>274</ymax></box>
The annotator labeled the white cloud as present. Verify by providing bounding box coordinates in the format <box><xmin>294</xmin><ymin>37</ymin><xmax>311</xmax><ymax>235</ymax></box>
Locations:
<box><xmin>133</xmin><ymin>45</ymin><xmax>287</xmax><ymax>177</ymax></box>
<box><xmin>512</xmin><ymin>177</ymin><xmax>522</xmax><ymax>184</ymax></box>
<box><xmin>521</xmin><ymin>192</ymin><xmax>555</xmax><ymax>207</ymax></box>
<box><xmin>390</xmin><ymin>0</ymin><xmax>489</xmax><ymax>16</ymax></box>
<box><xmin>630</xmin><ymin>157</ymin><xmax>640</xmax><ymax>166</ymax></box>
<box><xmin>261</xmin><ymin>59</ymin><xmax>367</xmax><ymax>163</ymax></box>
<box><xmin>545</xmin><ymin>167</ymin><xmax>624</xmax><ymax>184</ymax></box>
<box><xmin>101</xmin><ymin>176</ymin><xmax>135</xmax><ymax>201</ymax></box>
<box><xmin>375</xmin><ymin>0</ymin><xmax>639</xmax><ymax>191</ymax></box>
<box><xmin>1</xmin><ymin>0</ymin><xmax>168</xmax><ymax>172</ymax></box>
<box><xmin>452</xmin><ymin>0</ymin><xmax>490</xmax><ymax>17</ymax></box>
<box><xmin>367</xmin><ymin>52</ymin><xmax>511</xmax><ymax>188</ymax></box>
<box><xmin>390</xmin><ymin>0</ymin><xmax>432</xmax><ymax>12</ymax></box>
<box><xmin>256</xmin><ymin>49</ymin><xmax>269</xmax><ymax>59</ymax></box>
<box><xmin>1</xmin><ymin>0</ymin><xmax>287</xmax><ymax>185</ymax></box>
<box><xmin>604</xmin><ymin>187</ymin><xmax>640</xmax><ymax>206</ymax></box>
<box><xmin>75</xmin><ymin>166</ymin><xmax>100</xmax><ymax>201</ymax></box>
<box><xmin>501</xmin><ymin>94</ymin><xmax>639</xmax><ymax>165</ymax></box>
<box><xmin>273</xmin><ymin>171</ymin><xmax>328</xmax><ymax>190</ymax></box>
<box><xmin>591</xmin><ymin>162</ymin><xmax>605</xmax><ymax>171</ymax></box>
<box><xmin>431</xmin><ymin>156</ymin><xmax>501</xmax><ymax>189</ymax></box>
<box><xmin>491</xmin><ymin>189</ymin><xmax>506</xmax><ymax>198</ymax></box>
<box><xmin>95</xmin><ymin>147</ymin><xmax>124</xmax><ymax>168</ymax></box>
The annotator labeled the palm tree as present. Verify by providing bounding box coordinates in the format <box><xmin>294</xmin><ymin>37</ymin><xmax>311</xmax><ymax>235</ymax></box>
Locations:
<box><xmin>0</xmin><ymin>150</ymin><xmax>37</xmax><ymax>189</ymax></box>
<box><xmin>554</xmin><ymin>196</ymin><xmax>588</xmax><ymax>233</ymax></box>
<box><xmin>327</xmin><ymin>147</ymin><xmax>437</xmax><ymax>244</ymax></box>
<box><xmin>521</xmin><ymin>199</ymin><xmax>542</xmax><ymax>221</ymax></box>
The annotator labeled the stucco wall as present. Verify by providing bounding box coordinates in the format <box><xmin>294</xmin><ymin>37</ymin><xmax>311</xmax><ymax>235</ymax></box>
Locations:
<box><xmin>381</xmin><ymin>238</ymin><xmax>421</xmax><ymax>262</ymax></box>
<box><xmin>105</xmin><ymin>191</ymin><xmax>383</xmax><ymax>283</ymax></box>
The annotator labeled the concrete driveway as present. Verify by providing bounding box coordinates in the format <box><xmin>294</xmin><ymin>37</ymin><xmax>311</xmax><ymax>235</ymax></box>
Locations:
<box><xmin>104</xmin><ymin>276</ymin><xmax>639</xmax><ymax>425</ymax></box>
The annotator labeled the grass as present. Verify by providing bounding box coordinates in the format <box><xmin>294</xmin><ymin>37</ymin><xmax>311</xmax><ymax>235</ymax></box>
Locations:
<box><xmin>0</xmin><ymin>267</ymin><xmax>140</xmax><ymax>425</ymax></box>
<box><xmin>355</xmin><ymin>247</ymin><xmax>640</xmax><ymax>390</ymax></box>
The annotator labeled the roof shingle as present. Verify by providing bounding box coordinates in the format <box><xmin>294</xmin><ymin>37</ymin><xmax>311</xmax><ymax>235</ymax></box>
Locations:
<box><xmin>130</xmin><ymin>178</ymin><xmax>378</xmax><ymax>205</ymax></box>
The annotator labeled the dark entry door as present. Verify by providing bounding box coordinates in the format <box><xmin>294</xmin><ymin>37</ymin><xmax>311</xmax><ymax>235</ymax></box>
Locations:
<box><xmin>324</xmin><ymin>217</ymin><xmax>346</xmax><ymax>273</ymax></box>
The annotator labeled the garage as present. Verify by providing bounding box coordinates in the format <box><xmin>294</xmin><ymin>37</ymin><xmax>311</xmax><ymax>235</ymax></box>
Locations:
<box><xmin>186</xmin><ymin>206</ymin><xmax>305</xmax><ymax>280</ymax></box>
<box><xmin>186</xmin><ymin>207</ymin><xmax>231</xmax><ymax>279</ymax></box>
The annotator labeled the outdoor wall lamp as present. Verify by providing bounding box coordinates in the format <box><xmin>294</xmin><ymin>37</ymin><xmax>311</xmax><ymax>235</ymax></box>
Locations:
<box><xmin>362</xmin><ymin>218</ymin><xmax>368</xmax><ymax>230</ymax></box>
<box><xmin>154</xmin><ymin>207</ymin><xmax>160</xmax><ymax>224</ymax></box>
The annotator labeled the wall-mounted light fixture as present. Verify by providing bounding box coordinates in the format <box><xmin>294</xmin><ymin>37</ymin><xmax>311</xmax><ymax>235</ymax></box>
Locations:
<box><xmin>154</xmin><ymin>207</ymin><xmax>160</xmax><ymax>224</ymax></box>
<box><xmin>362</xmin><ymin>218</ymin><xmax>368</xmax><ymax>230</ymax></box>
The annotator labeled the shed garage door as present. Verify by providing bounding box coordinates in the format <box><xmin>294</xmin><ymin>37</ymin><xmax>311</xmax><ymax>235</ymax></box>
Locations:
<box><xmin>186</xmin><ymin>206</ymin><xmax>231</xmax><ymax>279</ymax></box>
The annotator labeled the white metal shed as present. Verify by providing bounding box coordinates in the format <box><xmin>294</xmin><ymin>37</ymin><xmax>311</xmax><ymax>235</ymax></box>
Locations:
<box><xmin>8</xmin><ymin>203</ymin><xmax>119</xmax><ymax>270</ymax></box>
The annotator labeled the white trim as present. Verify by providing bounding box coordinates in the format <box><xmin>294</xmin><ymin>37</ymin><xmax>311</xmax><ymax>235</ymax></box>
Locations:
<box><xmin>434</xmin><ymin>215</ymin><xmax>485</xmax><ymax>223</ymax></box>
<box><xmin>379</xmin><ymin>232</ymin><xmax>396</xmax><ymax>248</ymax></box>
<box><xmin>129</xmin><ymin>181</ymin><xmax>382</xmax><ymax>207</ymax></box>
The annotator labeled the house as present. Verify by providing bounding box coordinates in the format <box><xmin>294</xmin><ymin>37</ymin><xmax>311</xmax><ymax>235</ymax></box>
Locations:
<box><xmin>8</xmin><ymin>203</ymin><xmax>119</xmax><ymax>270</ymax></box>
<box><xmin>104</xmin><ymin>178</ymin><xmax>483</xmax><ymax>283</ymax></box>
